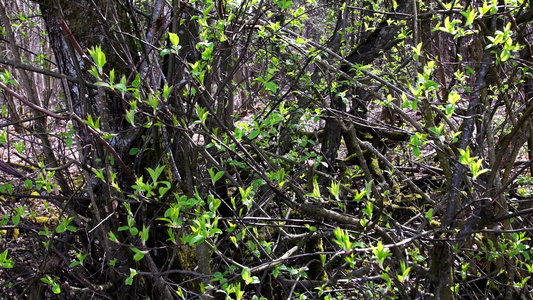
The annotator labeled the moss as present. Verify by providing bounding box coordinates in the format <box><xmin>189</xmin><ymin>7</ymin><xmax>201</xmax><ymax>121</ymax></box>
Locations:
<box><xmin>175</xmin><ymin>234</ymin><xmax>203</xmax><ymax>292</ymax></box>
<box><xmin>305</xmin><ymin>235</ymin><xmax>328</xmax><ymax>281</ymax></box>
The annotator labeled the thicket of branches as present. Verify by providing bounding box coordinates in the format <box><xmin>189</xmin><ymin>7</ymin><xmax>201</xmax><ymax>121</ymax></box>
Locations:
<box><xmin>0</xmin><ymin>0</ymin><xmax>532</xmax><ymax>299</ymax></box>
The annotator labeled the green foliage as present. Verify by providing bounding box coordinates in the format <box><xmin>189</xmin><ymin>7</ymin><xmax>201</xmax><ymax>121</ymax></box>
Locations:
<box><xmin>118</xmin><ymin>215</ymin><xmax>139</xmax><ymax>236</ymax></box>
<box><xmin>0</xmin><ymin>70</ymin><xmax>18</xmax><ymax>89</ymax></box>
<box><xmin>41</xmin><ymin>275</ymin><xmax>61</xmax><ymax>294</ymax></box>
<box><xmin>408</xmin><ymin>133</ymin><xmax>427</xmax><ymax>157</ymax></box>
<box><xmin>396</xmin><ymin>260</ymin><xmax>411</xmax><ymax>283</ymax></box>
<box><xmin>0</xmin><ymin>0</ymin><xmax>532</xmax><ymax>299</ymax></box>
<box><xmin>130</xmin><ymin>247</ymin><xmax>147</xmax><ymax>261</ymax></box>
<box><xmin>194</xmin><ymin>105</ymin><xmax>209</xmax><ymax>126</ymax></box>
<box><xmin>371</xmin><ymin>241</ymin><xmax>391</xmax><ymax>268</ymax></box>
<box><xmin>486</xmin><ymin>22</ymin><xmax>521</xmax><ymax>62</ymax></box>
<box><xmin>88</xmin><ymin>45</ymin><xmax>106</xmax><ymax>78</ymax></box>
<box><xmin>458</xmin><ymin>147</ymin><xmax>489</xmax><ymax>180</ymax></box>
<box><xmin>0</xmin><ymin>250</ymin><xmax>14</xmax><ymax>269</ymax></box>
<box><xmin>130</xmin><ymin>165</ymin><xmax>171</xmax><ymax>199</ymax></box>
<box><xmin>83</xmin><ymin>114</ymin><xmax>100</xmax><ymax>131</ymax></box>
<box><xmin>69</xmin><ymin>252</ymin><xmax>88</xmax><ymax>268</ymax></box>
<box><xmin>126</xmin><ymin>268</ymin><xmax>138</xmax><ymax>285</ymax></box>
<box><xmin>239</xmin><ymin>186</ymin><xmax>254</xmax><ymax>210</ymax></box>
<box><xmin>168</xmin><ymin>32</ymin><xmax>179</xmax><ymax>48</ymax></box>
<box><xmin>55</xmin><ymin>217</ymin><xmax>76</xmax><ymax>233</ymax></box>
<box><xmin>333</xmin><ymin>228</ymin><xmax>355</xmax><ymax>255</ymax></box>
<box><xmin>208</xmin><ymin>168</ymin><xmax>225</xmax><ymax>185</ymax></box>
<box><xmin>327</xmin><ymin>180</ymin><xmax>340</xmax><ymax>200</ymax></box>
<box><xmin>241</xmin><ymin>267</ymin><xmax>259</xmax><ymax>285</ymax></box>
<box><xmin>0</xmin><ymin>129</ymin><xmax>7</xmax><ymax>144</ymax></box>
<box><xmin>275</xmin><ymin>0</ymin><xmax>293</xmax><ymax>9</ymax></box>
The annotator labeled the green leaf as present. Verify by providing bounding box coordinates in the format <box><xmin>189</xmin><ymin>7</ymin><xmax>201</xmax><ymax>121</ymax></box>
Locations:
<box><xmin>131</xmin><ymin>73</ymin><xmax>141</xmax><ymax>88</ymax></box>
<box><xmin>39</xmin><ymin>226</ymin><xmax>51</xmax><ymax>237</ymax></box>
<box><xmin>445</xmin><ymin>104</ymin><xmax>455</xmax><ymax>116</ymax></box>
<box><xmin>272</xmin><ymin>267</ymin><xmax>280</xmax><ymax>278</ymax></box>
<box><xmin>425</xmin><ymin>208</ymin><xmax>434</xmax><ymax>221</ymax></box>
<box><xmin>209</xmin><ymin>168</ymin><xmax>225</xmax><ymax>184</ymax></box>
<box><xmin>56</xmin><ymin>224</ymin><xmax>66</xmax><ymax>233</ymax></box>
<box><xmin>41</xmin><ymin>276</ymin><xmax>52</xmax><ymax>285</ymax></box>
<box><xmin>146</xmin><ymin>165</ymin><xmax>165</xmax><ymax>183</ymax></box>
<box><xmin>209</xmin><ymin>196</ymin><xmax>221</xmax><ymax>212</ymax></box>
<box><xmin>160</xmin><ymin>49</ymin><xmax>170</xmax><ymax>57</ymax></box>
<box><xmin>264</xmin><ymin>81</ymin><xmax>278</xmax><ymax>93</ymax></box>
<box><xmin>69</xmin><ymin>261</ymin><xmax>81</xmax><ymax>268</ymax></box>
<box><xmin>146</xmin><ymin>94</ymin><xmax>159</xmax><ymax>113</ymax></box>
<box><xmin>109</xmin><ymin>69</ymin><xmax>115</xmax><ymax>84</ymax></box>
<box><xmin>362</xmin><ymin>201</ymin><xmax>373</xmax><ymax>217</ymax></box>
<box><xmin>126</xmin><ymin>109</ymin><xmax>135</xmax><ymax>125</ymax></box>
<box><xmin>84</xmin><ymin>114</ymin><xmax>101</xmax><ymax>130</ymax></box>
<box><xmin>89</xmin><ymin>67</ymin><xmax>100</xmax><ymax>79</ymax></box>
<box><xmin>214</xmin><ymin>171</ymin><xmax>224</xmax><ymax>183</ymax></box>
<box><xmin>131</xmin><ymin>248</ymin><xmax>146</xmax><ymax>261</ymax></box>
<box><xmin>241</xmin><ymin>267</ymin><xmax>259</xmax><ymax>284</ymax></box>
<box><xmin>249</xmin><ymin>130</ymin><xmax>260</xmax><ymax>139</ymax></box>
<box><xmin>0</xmin><ymin>249</ymin><xmax>8</xmax><ymax>262</ymax></box>
<box><xmin>242</xmin><ymin>267</ymin><xmax>251</xmax><ymax>281</ymax></box>
<box><xmin>187</xmin><ymin>235</ymin><xmax>205</xmax><ymax>246</ymax></box>
<box><xmin>333</xmin><ymin>227</ymin><xmax>352</xmax><ymax>251</ymax></box>
<box><xmin>500</xmin><ymin>49</ymin><xmax>510</xmax><ymax>62</ymax></box>
<box><xmin>120</xmin><ymin>74</ymin><xmax>127</xmax><ymax>87</ymax></box>
<box><xmin>108</xmin><ymin>231</ymin><xmax>119</xmax><ymax>243</ymax></box>
<box><xmin>364</xmin><ymin>180</ymin><xmax>373</xmax><ymax>199</ymax></box>
<box><xmin>125</xmin><ymin>277</ymin><xmax>133</xmax><ymax>285</ymax></box>
<box><xmin>92</xmin><ymin>168</ymin><xmax>106</xmax><ymax>182</ymax></box>
<box><xmin>0</xmin><ymin>249</ymin><xmax>14</xmax><ymax>268</ymax></box>
<box><xmin>168</xmin><ymin>32</ymin><xmax>180</xmax><ymax>47</ymax></box>
<box><xmin>276</xmin><ymin>0</ymin><xmax>293</xmax><ymax>9</ymax></box>
<box><xmin>412</xmin><ymin>146</ymin><xmax>421</xmax><ymax>157</ymax></box>
<box><xmin>24</xmin><ymin>179</ymin><xmax>33</xmax><ymax>189</ymax></box>
<box><xmin>102</xmin><ymin>132</ymin><xmax>117</xmax><ymax>139</ymax></box>
<box><xmin>371</xmin><ymin>241</ymin><xmax>391</xmax><ymax>268</ymax></box>
<box><xmin>458</xmin><ymin>147</ymin><xmax>471</xmax><ymax>164</ymax></box>
<box><xmin>195</xmin><ymin>105</ymin><xmax>208</xmax><ymax>124</ymax></box>
<box><xmin>13</xmin><ymin>142</ymin><xmax>26</xmax><ymax>153</ymax></box>
<box><xmin>310</xmin><ymin>176</ymin><xmax>321</xmax><ymax>199</ymax></box>
<box><xmin>140</xmin><ymin>225</ymin><xmax>150</xmax><ymax>245</ymax></box>
<box><xmin>305</xmin><ymin>224</ymin><xmax>317</xmax><ymax>232</ymax></box>
<box><xmin>159</xmin><ymin>181</ymin><xmax>171</xmax><ymax>197</ymax></box>
<box><xmin>162</xmin><ymin>84</ymin><xmax>173</xmax><ymax>100</ymax></box>
<box><xmin>129</xmin><ymin>227</ymin><xmax>139</xmax><ymax>236</ymax></box>
<box><xmin>88</xmin><ymin>45</ymin><xmax>106</xmax><ymax>69</ymax></box>
<box><xmin>12</xmin><ymin>215</ymin><xmax>20</xmax><ymax>226</ymax></box>
<box><xmin>167</xmin><ymin>228</ymin><xmax>177</xmax><ymax>244</ymax></box>
<box><xmin>460</xmin><ymin>6</ymin><xmax>477</xmax><ymax>27</ymax></box>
